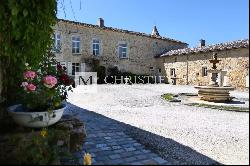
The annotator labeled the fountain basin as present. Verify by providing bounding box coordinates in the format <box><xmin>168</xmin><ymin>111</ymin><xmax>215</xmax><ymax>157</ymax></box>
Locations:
<box><xmin>195</xmin><ymin>86</ymin><xmax>235</xmax><ymax>102</ymax></box>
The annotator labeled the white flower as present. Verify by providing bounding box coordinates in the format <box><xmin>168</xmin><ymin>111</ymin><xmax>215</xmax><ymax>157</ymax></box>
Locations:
<box><xmin>25</xmin><ymin>63</ymin><xmax>29</xmax><ymax>66</ymax></box>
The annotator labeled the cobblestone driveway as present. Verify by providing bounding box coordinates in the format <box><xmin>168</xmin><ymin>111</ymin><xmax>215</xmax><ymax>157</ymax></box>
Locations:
<box><xmin>66</xmin><ymin>104</ymin><xmax>169</xmax><ymax>165</ymax></box>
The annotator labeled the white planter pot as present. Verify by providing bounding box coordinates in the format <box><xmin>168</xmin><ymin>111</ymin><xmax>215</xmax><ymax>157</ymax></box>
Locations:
<box><xmin>7</xmin><ymin>104</ymin><xmax>66</xmax><ymax>128</ymax></box>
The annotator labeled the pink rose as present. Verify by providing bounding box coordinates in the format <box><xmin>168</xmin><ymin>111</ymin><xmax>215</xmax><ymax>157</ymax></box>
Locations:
<box><xmin>24</xmin><ymin>71</ymin><xmax>36</xmax><ymax>80</ymax></box>
<box><xmin>43</xmin><ymin>75</ymin><xmax>57</xmax><ymax>88</ymax></box>
<box><xmin>26</xmin><ymin>83</ymin><xmax>36</xmax><ymax>91</ymax></box>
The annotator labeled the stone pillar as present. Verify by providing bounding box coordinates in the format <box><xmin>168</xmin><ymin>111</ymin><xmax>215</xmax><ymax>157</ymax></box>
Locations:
<box><xmin>219</xmin><ymin>70</ymin><xmax>227</xmax><ymax>87</ymax></box>
<box><xmin>223</xmin><ymin>76</ymin><xmax>230</xmax><ymax>87</ymax></box>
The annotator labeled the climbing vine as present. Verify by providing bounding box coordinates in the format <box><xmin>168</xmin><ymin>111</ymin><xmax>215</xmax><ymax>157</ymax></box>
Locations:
<box><xmin>0</xmin><ymin>0</ymin><xmax>57</xmax><ymax>105</ymax></box>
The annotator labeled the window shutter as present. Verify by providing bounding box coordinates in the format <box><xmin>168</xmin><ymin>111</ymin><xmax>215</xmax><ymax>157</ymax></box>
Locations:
<box><xmin>81</xmin><ymin>63</ymin><xmax>85</xmax><ymax>72</ymax></box>
<box><xmin>67</xmin><ymin>62</ymin><xmax>72</xmax><ymax>75</ymax></box>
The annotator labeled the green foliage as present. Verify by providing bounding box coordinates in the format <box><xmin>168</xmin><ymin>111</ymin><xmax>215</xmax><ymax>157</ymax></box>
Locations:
<box><xmin>0</xmin><ymin>0</ymin><xmax>57</xmax><ymax>105</ymax></box>
<box><xmin>92</xmin><ymin>59</ymin><xmax>107</xmax><ymax>84</ymax></box>
<box><xmin>186</xmin><ymin>103</ymin><xmax>249</xmax><ymax>112</ymax></box>
<box><xmin>162</xmin><ymin>93</ymin><xmax>174</xmax><ymax>101</ymax></box>
<box><xmin>10</xmin><ymin>128</ymin><xmax>70</xmax><ymax>165</ymax></box>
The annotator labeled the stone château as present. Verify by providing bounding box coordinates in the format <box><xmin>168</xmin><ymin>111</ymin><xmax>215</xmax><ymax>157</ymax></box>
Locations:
<box><xmin>53</xmin><ymin>18</ymin><xmax>249</xmax><ymax>89</ymax></box>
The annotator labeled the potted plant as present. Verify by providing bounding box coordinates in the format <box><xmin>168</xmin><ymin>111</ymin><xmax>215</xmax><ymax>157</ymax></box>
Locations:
<box><xmin>7</xmin><ymin>52</ymin><xmax>75</xmax><ymax>128</ymax></box>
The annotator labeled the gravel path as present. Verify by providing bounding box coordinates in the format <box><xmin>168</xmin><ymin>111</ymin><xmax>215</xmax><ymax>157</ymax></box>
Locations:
<box><xmin>68</xmin><ymin>84</ymin><xmax>249</xmax><ymax>165</ymax></box>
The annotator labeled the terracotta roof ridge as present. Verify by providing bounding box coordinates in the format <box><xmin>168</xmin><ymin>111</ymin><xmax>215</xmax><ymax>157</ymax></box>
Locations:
<box><xmin>57</xmin><ymin>18</ymin><xmax>187</xmax><ymax>45</ymax></box>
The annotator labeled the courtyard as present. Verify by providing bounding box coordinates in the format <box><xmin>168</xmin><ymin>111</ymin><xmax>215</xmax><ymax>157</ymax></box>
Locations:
<box><xmin>68</xmin><ymin>84</ymin><xmax>249</xmax><ymax>165</ymax></box>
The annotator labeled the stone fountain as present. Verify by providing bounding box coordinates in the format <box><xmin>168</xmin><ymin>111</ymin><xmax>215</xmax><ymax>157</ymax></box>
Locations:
<box><xmin>195</xmin><ymin>53</ymin><xmax>234</xmax><ymax>102</ymax></box>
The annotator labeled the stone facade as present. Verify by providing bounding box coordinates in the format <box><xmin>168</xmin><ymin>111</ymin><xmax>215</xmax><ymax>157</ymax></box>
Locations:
<box><xmin>53</xmin><ymin>19</ymin><xmax>248</xmax><ymax>90</ymax></box>
<box><xmin>53</xmin><ymin>19</ymin><xmax>187</xmax><ymax>76</ymax></box>
<box><xmin>161</xmin><ymin>47</ymin><xmax>249</xmax><ymax>89</ymax></box>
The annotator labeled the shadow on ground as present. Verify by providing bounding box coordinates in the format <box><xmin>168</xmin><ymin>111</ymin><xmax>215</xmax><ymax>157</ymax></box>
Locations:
<box><xmin>66</xmin><ymin>103</ymin><xmax>221</xmax><ymax>165</ymax></box>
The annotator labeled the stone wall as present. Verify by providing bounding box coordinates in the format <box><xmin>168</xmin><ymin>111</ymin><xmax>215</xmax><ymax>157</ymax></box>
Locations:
<box><xmin>161</xmin><ymin>48</ymin><xmax>249</xmax><ymax>89</ymax></box>
<box><xmin>53</xmin><ymin>21</ymin><xmax>187</xmax><ymax>75</ymax></box>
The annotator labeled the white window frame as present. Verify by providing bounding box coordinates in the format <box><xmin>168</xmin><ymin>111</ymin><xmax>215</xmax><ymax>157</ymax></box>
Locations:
<box><xmin>202</xmin><ymin>66</ymin><xmax>208</xmax><ymax>77</ymax></box>
<box><xmin>118</xmin><ymin>43</ymin><xmax>128</xmax><ymax>59</ymax></box>
<box><xmin>72</xmin><ymin>63</ymin><xmax>80</xmax><ymax>75</ymax></box>
<box><xmin>52</xmin><ymin>32</ymin><xmax>61</xmax><ymax>53</ymax></box>
<box><xmin>92</xmin><ymin>39</ymin><xmax>100</xmax><ymax>56</ymax></box>
<box><xmin>72</xmin><ymin>36</ymin><xmax>80</xmax><ymax>54</ymax></box>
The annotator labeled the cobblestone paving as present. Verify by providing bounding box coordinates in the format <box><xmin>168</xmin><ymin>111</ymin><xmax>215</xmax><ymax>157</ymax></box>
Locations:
<box><xmin>66</xmin><ymin>104</ymin><xmax>169</xmax><ymax>165</ymax></box>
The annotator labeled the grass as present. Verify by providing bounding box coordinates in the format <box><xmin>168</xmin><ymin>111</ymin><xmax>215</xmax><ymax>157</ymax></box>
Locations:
<box><xmin>162</xmin><ymin>93</ymin><xmax>175</xmax><ymax>101</ymax></box>
<box><xmin>186</xmin><ymin>103</ymin><xmax>249</xmax><ymax>112</ymax></box>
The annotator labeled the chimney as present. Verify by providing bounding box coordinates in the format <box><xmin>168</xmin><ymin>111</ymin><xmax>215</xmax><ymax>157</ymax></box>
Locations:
<box><xmin>97</xmin><ymin>18</ymin><xmax>104</xmax><ymax>27</ymax></box>
<box><xmin>199</xmin><ymin>39</ymin><xmax>205</xmax><ymax>47</ymax></box>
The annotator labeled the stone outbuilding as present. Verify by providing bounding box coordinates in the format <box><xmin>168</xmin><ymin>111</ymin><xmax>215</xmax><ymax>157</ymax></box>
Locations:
<box><xmin>158</xmin><ymin>39</ymin><xmax>249</xmax><ymax>89</ymax></box>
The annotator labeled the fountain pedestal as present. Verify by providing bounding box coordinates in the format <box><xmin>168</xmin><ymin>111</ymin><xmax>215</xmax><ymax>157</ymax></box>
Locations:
<box><xmin>195</xmin><ymin>53</ymin><xmax>234</xmax><ymax>102</ymax></box>
<box><xmin>207</xmin><ymin>69</ymin><xmax>221</xmax><ymax>87</ymax></box>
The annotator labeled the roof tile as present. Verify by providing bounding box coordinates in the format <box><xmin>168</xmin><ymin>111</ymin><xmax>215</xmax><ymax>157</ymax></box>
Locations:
<box><xmin>160</xmin><ymin>39</ymin><xmax>249</xmax><ymax>57</ymax></box>
<box><xmin>57</xmin><ymin>19</ymin><xmax>187</xmax><ymax>45</ymax></box>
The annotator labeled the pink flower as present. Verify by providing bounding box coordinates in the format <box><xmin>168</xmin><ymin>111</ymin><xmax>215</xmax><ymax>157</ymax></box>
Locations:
<box><xmin>26</xmin><ymin>83</ymin><xmax>36</xmax><ymax>91</ymax></box>
<box><xmin>24</xmin><ymin>71</ymin><xmax>36</xmax><ymax>80</ymax></box>
<box><xmin>21</xmin><ymin>82</ymin><xmax>28</xmax><ymax>90</ymax></box>
<box><xmin>43</xmin><ymin>75</ymin><xmax>57</xmax><ymax>88</ymax></box>
<box><xmin>21</xmin><ymin>82</ymin><xmax>28</xmax><ymax>87</ymax></box>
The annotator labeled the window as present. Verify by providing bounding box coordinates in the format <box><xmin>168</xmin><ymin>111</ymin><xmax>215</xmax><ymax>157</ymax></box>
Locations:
<box><xmin>152</xmin><ymin>42</ymin><xmax>158</xmax><ymax>48</ymax></box>
<box><xmin>72</xmin><ymin>63</ymin><xmax>80</xmax><ymax>75</ymax></box>
<box><xmin>52</xmin><ymin>33</ymin><xmax>61</xmax><ymax>52</ymax></box>
<box><xmin>170</xmin><ymin>68</ymin><xmax>176</xmax><ymax>76</ymax></box>
<box><xmin>72</xmin><ymin>36</ymin><xmax>80</xmax><ymax>54</ymax></box>
<box><xmin>202</xmin><ymin>67</ymin><xmax>208</xmax><ymax>77</ymax></box>
<box><xmin>149</xmin><ymin>66</ymin><xmax>154</xmax><ymax>71</ymax></box>
<box><xmin>118</xmin><ymin>43</ymin><xmax>128</xmax><ymax>58</ymax></box>
<box><xmin>93</xmin><ymin>39</ymin><xmax>100</xmax><ymax>56</ymax></box>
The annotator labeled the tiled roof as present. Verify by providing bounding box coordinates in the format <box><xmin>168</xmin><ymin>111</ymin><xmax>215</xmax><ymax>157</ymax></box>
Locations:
<box><xmin>160</xmin><ymin>39</ymin><xmax>249</xmax><ymax>57</ymax></box>
<box><xmin>57</xmin><ymin>19</ymin><xmax>187</xmax><ymax>45</ymax></box>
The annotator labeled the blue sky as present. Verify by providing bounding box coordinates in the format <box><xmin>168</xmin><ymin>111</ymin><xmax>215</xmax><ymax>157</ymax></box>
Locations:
<box><xmin>57</xmin><ymin>0</ymin><xmax>249</xmax><ymax>47</ymax></box>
